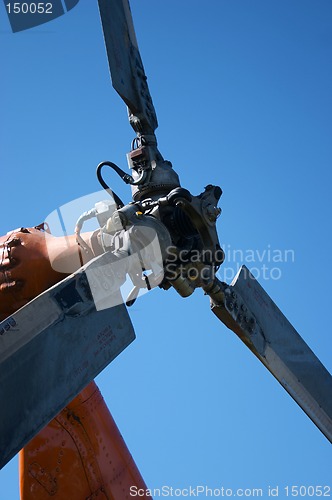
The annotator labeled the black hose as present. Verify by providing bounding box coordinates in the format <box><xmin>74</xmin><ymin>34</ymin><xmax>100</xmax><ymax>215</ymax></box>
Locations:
<box><xmin>96</xmin><ymin>161</ymin><xmax>129</xmax><ymax>208</ymax></box>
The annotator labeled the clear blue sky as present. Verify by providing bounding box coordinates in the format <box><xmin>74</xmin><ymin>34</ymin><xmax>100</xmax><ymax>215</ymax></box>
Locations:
<box><xmin>1</xmin><ymin>0</ymin><xmax>331</xmax><ymax>498</ymax></box>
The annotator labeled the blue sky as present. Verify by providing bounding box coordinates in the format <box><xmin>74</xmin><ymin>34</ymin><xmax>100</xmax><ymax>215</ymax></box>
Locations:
<box><xmin>1</xmin><ymin>0</ymin><xmax>331</xmax><ymax>497</ymax></box>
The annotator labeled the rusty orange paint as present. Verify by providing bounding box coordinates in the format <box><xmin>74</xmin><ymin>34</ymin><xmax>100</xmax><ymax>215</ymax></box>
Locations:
<box><xmin>19</xmin><ymin>381</ymin><xmax>148</xmax><ymax>499</ymax></box>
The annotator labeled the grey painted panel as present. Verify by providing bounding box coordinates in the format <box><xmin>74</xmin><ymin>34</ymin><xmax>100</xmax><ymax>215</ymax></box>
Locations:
<box><xmin>0</xmin><ymin>252</ymin><xmax>135</xmax><ymax>469</ymax></box>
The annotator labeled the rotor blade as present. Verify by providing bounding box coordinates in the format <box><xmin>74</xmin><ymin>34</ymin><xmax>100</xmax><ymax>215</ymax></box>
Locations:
<box><xmin>0</xmin><ymin>252</ymin><xmax>135</xmax><ymax>469</ymax></box>
<box><xmin>211</xmin><ymin>265</ymin><xmax>332</xmax><ymax>442</ymax></box>
<box><xmin>97</xmin><ymin>0</ymin><xmax>158</xmax><ymax>133</ymax></box>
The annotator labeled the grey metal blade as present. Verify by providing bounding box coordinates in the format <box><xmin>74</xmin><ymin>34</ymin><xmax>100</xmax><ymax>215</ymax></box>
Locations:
<box><xmin>97</xmin><ymin>0</ymin><xmax>158</xmax><ymax>133</ymax></box>
<box><xmin>0</xmin><ymin>252</ymin><xmax>135</xmax><ymax>469</ymax></box>
<box><xmin>211</xmin><ymin>265</ymin><xmax>332</xmax><ymax>442</ymax></box>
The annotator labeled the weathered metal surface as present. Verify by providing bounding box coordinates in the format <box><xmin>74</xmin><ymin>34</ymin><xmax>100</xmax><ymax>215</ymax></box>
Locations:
<box><xmin>97</xmin><ymin>0</ymin><xmax>158</xmax><ymax>133</ymax></box>
<box><xmin>0</xmin><ymin>252</ymin><xmax>135</xmax><ymax>469</ymax></box>
<box><xmin>211</xmin><ymin>265</ymin><xmax>332</xmax><ymax>443</ymax></box>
